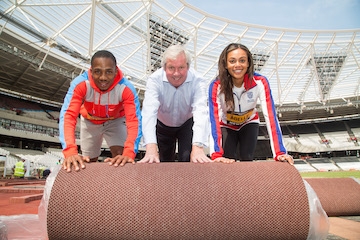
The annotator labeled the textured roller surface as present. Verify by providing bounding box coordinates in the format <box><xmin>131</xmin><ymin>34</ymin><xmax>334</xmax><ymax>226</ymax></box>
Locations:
<box><xmin>306</xmin><ymin>177</ymin><xmax>360</xmax><ymax>217</ymax></box>
<box><xmin>47</xmin><ymin>162</ymin><xmax>309</xmax><ymax>239</ymax></box>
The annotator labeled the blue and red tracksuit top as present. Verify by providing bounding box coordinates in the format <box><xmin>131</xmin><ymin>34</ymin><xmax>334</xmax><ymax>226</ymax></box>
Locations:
<box><xmin>59</xmin><ymin>67</ymin><xmax>142</xmax><ymax>159</ymax></box>
<box><xmin>208</xmin><ymin>73</ymin><xmax>287</xmax><ymax>161</ymax></box>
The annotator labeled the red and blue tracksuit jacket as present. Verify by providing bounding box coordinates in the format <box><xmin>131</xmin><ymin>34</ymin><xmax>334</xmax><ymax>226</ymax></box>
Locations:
<box><xmin>59</xmin><ymin>67</ymin><xmax>142</xmax><ymax>159</ymax></box>
<box><xmin>208</xmin><ymin>73</ymin><xmax>287</xmax><ymax>161</ymax></box>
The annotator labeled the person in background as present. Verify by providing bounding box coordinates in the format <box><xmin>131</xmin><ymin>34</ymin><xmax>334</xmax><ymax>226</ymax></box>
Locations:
<box><xmin>139</xmin><ymin>44</ymin><xmax>211</xmax><ymax>163</ymax></box>
<box><xmin>59</xmin><ymin>50</ymin><xmax>142</xmax><ymax>172</ymax></box>
<box><xmin>208</xmin><ymin>43</ymin><xmax>293</xmax><ymax>164</ymax></box>
<box><xmin>42</xmin><ymin>168</ymin><xmax>51</xmax><ymax>179</ymax></box>
<box><xmin>13</xmin><ymin>158</ymin><xmax>26</xmax><ymax>178</ymax></box>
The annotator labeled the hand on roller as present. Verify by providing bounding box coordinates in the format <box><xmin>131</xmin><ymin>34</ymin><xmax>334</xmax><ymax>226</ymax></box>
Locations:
<box><xmin>213</xmin><ymin>157</ymin><xmax>236</xmax><ymax>164</ymax></box>
<box><xmin>190</xmin><ymin>145</ymin><xmax>212</xmax><ymax>163</ymax></box>
<box><xmin>277</xmin><ymin>154</ymin><xmax>294</xmax><ymax>165</ymax></box>
<box><xmin>104</xmin><ymin>155</ymin><xmax>135</xmax><ymax>167</ymax></box>
<box><xmin>63</xmin><ymin>155</ymin><xmax>89</xmax><ymax>172</ymax></box>
<box><xmin>138</xmin><ymin>143</ymin><xmax>160</xmax><ymax>163</ymax></box>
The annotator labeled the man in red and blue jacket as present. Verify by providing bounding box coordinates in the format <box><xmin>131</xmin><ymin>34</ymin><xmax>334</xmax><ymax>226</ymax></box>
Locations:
<box><xmin>59</xmin><ymin>50</ymin><xmax>142</xmax><ymax>172</ymax></box>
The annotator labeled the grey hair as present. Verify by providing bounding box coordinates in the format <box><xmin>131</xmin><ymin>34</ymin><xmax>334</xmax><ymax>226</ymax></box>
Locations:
<box><xmin>161</xmin><ymin>44</ymin><xmax>191</xmax><ymax>68</ymax></box>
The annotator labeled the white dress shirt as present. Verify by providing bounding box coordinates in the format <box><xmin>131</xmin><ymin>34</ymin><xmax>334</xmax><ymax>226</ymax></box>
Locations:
<box><xmin>141</xmin><ymin>67</ymin><xmax>209</xmax><ymax>146</ymax></box>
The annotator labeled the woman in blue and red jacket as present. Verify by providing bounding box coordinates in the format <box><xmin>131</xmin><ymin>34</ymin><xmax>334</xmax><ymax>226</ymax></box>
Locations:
<box><xmin>208</xmin><ymin>43</ymin><xmax>293</xmax><ymax>164</ymax></box>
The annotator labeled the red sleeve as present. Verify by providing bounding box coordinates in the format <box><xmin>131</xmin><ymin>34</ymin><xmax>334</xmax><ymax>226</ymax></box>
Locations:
<box><xmin>209</xmin><ymin>79</ymin><xmax>224</xmax><ymax>160</ymax></box>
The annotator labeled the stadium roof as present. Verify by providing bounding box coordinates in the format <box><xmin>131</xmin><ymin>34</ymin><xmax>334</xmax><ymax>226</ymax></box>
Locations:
<box><xmin>0</xmin><ymin>0</ymin><xmax>359</xmax><ymax>123</ymax></box>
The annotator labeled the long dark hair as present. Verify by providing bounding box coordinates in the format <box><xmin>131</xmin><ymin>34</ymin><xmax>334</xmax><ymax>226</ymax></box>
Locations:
<box><xmin>218</xmin><ymin>43</ymin><xmax>254</xmax><ymax>110</ymax></box>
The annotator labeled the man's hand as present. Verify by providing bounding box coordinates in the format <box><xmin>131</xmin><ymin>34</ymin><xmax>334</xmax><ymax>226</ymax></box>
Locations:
<box><xmin>190</xmin><ymin>145</ymin><xmax>212</xmax><ymax>163</ymax></box>
<box><xmin>213</xmin><ymin>157</ymin><xmax>235</xmax><ymax>164</ymax></box>
<box><xmin>138</xmin><ymin>143</ymin><xmax>160</xmax><ymax>163</ymax></box>
<box><xmin>104</xmin><ymin>155</ymin><xmax>135</xmax><ymax>167</ymax></box>
<box><xmin>63</xmin><ymin>155</ymin><xmax>90</xmax><ymax>172</ymax></box>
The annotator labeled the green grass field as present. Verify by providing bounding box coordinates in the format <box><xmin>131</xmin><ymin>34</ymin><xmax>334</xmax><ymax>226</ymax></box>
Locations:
<box><xmin>300</xmin><ymin>170</ymin><xmax>360</xmax><ymax>179</ymax></box>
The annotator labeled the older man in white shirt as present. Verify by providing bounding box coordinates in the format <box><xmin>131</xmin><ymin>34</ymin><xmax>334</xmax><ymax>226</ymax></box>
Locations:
<box><xmin>139</xmin><ymin>44</ymin><xmax>211</xmax><ymax>163</ymax></box>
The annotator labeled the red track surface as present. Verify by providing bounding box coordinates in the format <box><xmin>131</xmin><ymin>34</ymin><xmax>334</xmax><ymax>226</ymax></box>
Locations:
<box><xmin>0</xmin><ymin>179</ymin><xmax>45</xmax><ymax>215</ymax></box>
<box><xmin>0</xmin><ymin>192</ymin><xmax>41</xmax><ymax>215</ymax></box>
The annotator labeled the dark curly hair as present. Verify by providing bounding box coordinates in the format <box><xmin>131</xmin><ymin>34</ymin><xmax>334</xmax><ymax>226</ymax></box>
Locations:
<box><xmin>91</xmin><ymin>50</ymin><xmax>117</xmax><ymax>67</ymax></box>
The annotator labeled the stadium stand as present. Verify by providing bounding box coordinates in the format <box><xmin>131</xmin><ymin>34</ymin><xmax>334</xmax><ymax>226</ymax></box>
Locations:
<box><xmin>0</xmin><ymin>147</ymin><xmax>61</xmax><ymax>178</ymax></box>
<box><xmin>306</xmin><ymin>158</ymin><xmax>341</xmax><ymax>172</ymax></box>
<box><xmin>332</xmin><ymin>156</ymin><xmax>360</xmax><ymax>171</ymax></box>
<box><xmin>293</xmin><ymin>159</ymin><xmax>318</xmax><ymax>172</ymax></box>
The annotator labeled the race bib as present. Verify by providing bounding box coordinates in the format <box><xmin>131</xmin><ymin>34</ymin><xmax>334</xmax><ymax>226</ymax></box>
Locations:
<box><xmin>226</xmin><ymin>109</ymin><xmax>253</xmax><ymax>125</ymax></box>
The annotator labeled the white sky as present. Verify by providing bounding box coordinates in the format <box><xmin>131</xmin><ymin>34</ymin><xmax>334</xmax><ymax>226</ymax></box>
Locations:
<box><xmin>185</xmin><ymin>0</ymin><xmax>360</xmax><ymax>30</ymax></box>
